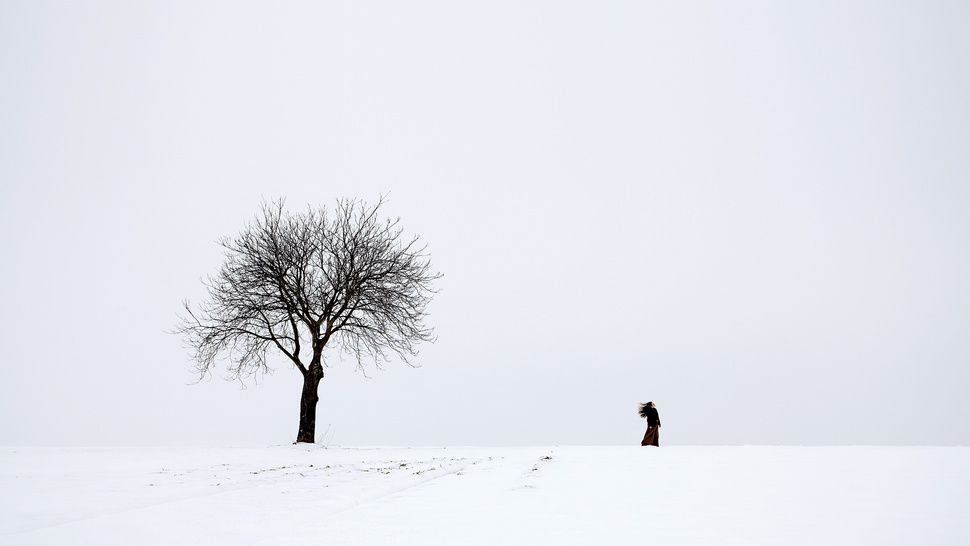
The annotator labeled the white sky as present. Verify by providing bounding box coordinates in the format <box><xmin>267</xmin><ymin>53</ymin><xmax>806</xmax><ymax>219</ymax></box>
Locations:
<box><xmin>2</xmin><ymin>0</ymin><xmax>969</xmax><ymax>446</ymax></box>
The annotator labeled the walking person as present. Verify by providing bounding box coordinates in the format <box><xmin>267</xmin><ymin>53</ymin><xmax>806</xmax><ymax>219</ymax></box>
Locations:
<box><xmin>639</xmin><ymin>402</ymin><xmax>661</xmax><ymax>446</ymax></box>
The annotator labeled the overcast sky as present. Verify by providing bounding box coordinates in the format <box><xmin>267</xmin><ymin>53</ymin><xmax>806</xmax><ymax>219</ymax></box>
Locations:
<box><xmin>2</xmin><ymin>0</ymin><xmax>968</xmax><ymax>446</ymax></box>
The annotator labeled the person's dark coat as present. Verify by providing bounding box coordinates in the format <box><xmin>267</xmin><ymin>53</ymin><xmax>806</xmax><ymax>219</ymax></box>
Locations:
<box><xmin>638</xmin><ymin>402</ymin><xmax>661</xmax><ymax>446</ymax></box>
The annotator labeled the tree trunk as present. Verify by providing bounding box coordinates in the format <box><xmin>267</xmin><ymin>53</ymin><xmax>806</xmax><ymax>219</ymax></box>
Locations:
<box><xmin>296</xmin><ymin>365</ymin><xmax>323</xmax><ymax>443</ymax></box>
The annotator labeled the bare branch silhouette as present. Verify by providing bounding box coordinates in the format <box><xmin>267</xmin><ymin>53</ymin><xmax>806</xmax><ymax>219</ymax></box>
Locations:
<box><xmin>176</xmin><ymin>197</ymin><xmax>440</xmax><ymax>442</ymax></box>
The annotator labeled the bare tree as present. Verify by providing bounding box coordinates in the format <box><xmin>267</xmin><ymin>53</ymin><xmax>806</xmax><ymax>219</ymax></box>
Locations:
<box><xmin>177</xmin><ymin>198</ymin><xmax>440</xmax><ymax>443</ymax></box>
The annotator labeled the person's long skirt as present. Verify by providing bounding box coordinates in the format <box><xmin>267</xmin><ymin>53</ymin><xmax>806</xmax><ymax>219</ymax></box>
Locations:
<box><xmin>641</xmin><ymin>425</ymin><xmax>660</xmax><ymax>447</ymax></box>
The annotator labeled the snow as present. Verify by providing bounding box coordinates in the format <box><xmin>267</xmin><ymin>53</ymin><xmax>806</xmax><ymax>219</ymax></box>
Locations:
<box><xmin>2</xmin><ymin>446</ymin><xmax>967</xmax><ymax>545</ymax></box>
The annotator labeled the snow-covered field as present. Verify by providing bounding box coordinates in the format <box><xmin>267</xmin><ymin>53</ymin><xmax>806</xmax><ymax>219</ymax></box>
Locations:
<box><xmin>1</xmin><ymin>445</ymin><xmax>967</xmax><ymax>545</ymax></box>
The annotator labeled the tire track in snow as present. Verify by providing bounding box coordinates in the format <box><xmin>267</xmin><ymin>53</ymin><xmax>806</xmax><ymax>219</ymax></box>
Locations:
<box><xmin>318</xmin><ymin>457</ymin><xmax>491</xmax><ymax>519</ymax></box>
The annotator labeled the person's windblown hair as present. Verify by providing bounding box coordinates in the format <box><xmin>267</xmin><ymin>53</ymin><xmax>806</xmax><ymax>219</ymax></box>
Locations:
<box><xmin>638</xmin><ymin>402</ymin><xmax>653</xmax><ymax>419</ymax></box>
